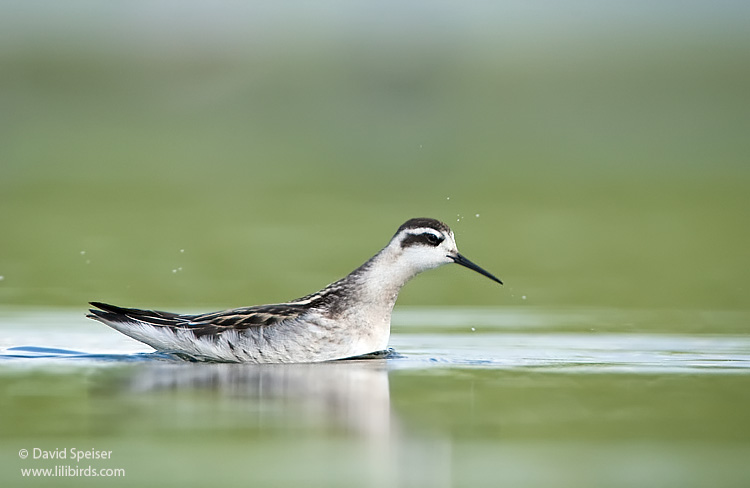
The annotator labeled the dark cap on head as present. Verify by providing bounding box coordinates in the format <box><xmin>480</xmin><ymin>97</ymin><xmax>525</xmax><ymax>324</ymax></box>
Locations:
<box><xmin>395</xmin><ymin>218</ymin><xmax>452</xmax><ymax>237</ymax></box>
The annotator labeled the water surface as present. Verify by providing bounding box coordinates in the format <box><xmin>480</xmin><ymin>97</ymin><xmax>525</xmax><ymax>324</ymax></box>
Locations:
<box><xmin>2</xmin><ymin>308</ymin><xmax>749</xmax><ymax>488</ymax></box>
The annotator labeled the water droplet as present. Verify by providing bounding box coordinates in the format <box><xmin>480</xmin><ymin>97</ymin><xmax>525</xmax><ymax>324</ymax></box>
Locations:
<box><xmin>471</xmin><ymin>327</ymin><xmax>476</xmax><ymax>332</ymax></box>
<box><xmin>446</xmin><ymin>197</ymin><xmax>450</xmax><ymax>200</ymax></box>
<box><xmin>522</xmin><ymin>295</ymin><xmax>527</xmax><ymax>300</ymax></box>
<box><xmin>0</xmin><ymin>276</ymin><xmax>4</xmax><ymax>281</ymax></box>
<box><xmin>180</xmin><ymin>249</ymin><xmax>185</xmax><ymax>253</ymax></box>
<box><xmin>80</xmin><ymin>251</ymin><xmax>86</xmax><ymax>255</ymax></box>
<box><xmin>475</xmin><ymin>213</ymin><xmax>480</xmax><ymax>218</ymax></box>
<box><xmin>172</xmin><ymin>269</ymin><xmax>178</xmax><ymax>273</ymax></box>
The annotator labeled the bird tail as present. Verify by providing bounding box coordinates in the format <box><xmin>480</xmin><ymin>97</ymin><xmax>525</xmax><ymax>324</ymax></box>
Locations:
<box><xmin>87</xmin><ymin>301</ymin><xmax>182</xmax><ymax>326</ymax></box>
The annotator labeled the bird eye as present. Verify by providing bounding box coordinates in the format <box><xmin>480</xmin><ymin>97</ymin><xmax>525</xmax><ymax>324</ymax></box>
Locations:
<box><xmin>424</xmin><ymin>233</ymin><xmax>442</xmax><ymax>246</ymax></box>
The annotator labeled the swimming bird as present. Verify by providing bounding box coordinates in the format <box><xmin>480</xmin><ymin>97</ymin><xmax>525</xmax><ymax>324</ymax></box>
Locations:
<box><xmin>88</xmin><ymin>218</ymin><xmax>502</xmax><ymax>363</ymax></box>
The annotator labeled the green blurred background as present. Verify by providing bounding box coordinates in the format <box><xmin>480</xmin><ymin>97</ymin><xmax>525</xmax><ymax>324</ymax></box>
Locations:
<box><xmin>1</xmin><ymin>1</ymin><xmax>748</xmax><ymax>312</ymax></box>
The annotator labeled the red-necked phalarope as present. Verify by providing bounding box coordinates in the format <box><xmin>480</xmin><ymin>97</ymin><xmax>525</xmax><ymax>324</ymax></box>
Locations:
<box><xmin>88</xmin><ymin>217</ymin><xmax>502</xmax><ymax>363</ymax></box>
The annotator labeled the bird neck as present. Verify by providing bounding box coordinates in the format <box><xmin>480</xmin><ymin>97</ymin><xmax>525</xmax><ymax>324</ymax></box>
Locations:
<box><xmin>343</xmin><ymin>244</ymin><xmax>418</xmax><ymax>308</ymax></box>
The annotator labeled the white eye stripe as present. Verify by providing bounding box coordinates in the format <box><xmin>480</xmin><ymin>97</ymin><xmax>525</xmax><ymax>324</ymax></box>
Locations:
<box><xmin>405</xmin><ymin>228</ymin><xmax>443</xmax><ymax>239</ymax></box>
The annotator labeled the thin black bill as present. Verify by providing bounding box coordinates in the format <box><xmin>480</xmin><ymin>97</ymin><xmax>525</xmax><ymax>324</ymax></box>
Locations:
<box><xmin>450</xmin><ymin>253</ymin><xmax>503</xmax><ymax>285</ymax></box>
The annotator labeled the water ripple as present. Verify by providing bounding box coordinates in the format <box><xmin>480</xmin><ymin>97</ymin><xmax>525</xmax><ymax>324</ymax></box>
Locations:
<box><xmin>1</xmin><ymin>308</ymin><xmax>749</xmax><ymax>373</ymax></box>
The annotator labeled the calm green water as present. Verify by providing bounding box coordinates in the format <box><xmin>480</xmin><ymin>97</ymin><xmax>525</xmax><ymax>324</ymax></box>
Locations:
<box><xmin>2</xmin><ymin>309</ymin><xmax>750</xmax><ymax>487</ymax></box>
<box><xmin>1</xmin><ymin>2</ymin><xmax>750</xmax><ymax>487</ymax></box>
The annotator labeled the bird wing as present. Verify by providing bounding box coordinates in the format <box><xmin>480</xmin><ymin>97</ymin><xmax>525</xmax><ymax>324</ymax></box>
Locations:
<box><xmin>87</xmin><ymin>301</ymin><xmax>307</xmax><ymax>338</ymax></box>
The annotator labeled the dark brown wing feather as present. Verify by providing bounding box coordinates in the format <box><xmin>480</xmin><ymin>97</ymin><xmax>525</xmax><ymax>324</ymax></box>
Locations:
<box><xmin>88</xmin><ymin>301</ymin><xmax>306</xmax><ymax>338</ymax></box>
